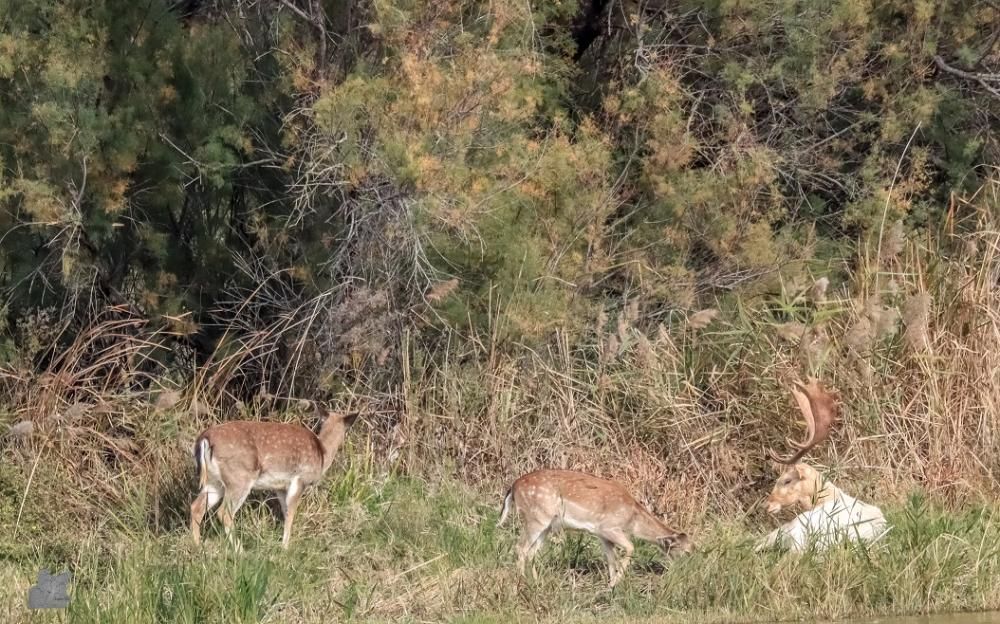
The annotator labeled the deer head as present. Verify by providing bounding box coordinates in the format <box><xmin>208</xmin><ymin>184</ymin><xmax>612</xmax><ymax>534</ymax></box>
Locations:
<box><xmin>657</xmin><ymin>532</ymin><xmax>694</xmax><ymax>556</ymax></box>
<box><xmin>764</xmin><ymin>463</ymin><xmax>827</xmax><ymax>513</ymax></box>
<box><xmin>767</xmin><ymin>378</ymin><xmax>839</xmax><ymax>465</ymax></box>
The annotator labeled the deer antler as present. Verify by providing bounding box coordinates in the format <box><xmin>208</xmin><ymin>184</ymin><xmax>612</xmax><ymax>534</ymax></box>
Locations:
<box><xmin>767</xmin><ymin>378</ymin><xmax>839</xmax><ymax>465</ymax></box>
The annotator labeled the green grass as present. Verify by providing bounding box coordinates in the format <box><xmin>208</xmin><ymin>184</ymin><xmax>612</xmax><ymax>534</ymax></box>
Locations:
<box><xmin>3</xmin><ymin>468</ymin><xmax>1000</xmax><ymax>623</ymax></box>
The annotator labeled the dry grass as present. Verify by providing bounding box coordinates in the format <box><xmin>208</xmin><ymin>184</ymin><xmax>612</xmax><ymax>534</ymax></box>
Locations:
<box><xmin>5</xmin><ymin>229</ymin><xmax>1000</xmax><ymax>524</ymax></box>
<box><xmin>385</xmin><ymin>230</ymin><xmax>1000</xmax><ymax>526</ymax></box>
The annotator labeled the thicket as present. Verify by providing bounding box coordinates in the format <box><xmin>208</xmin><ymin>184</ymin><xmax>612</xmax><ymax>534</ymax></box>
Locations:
<box><xmin>1</xmin><ymin>0</ymin><xmax>1000</xmax><ymax>527</ymax></box>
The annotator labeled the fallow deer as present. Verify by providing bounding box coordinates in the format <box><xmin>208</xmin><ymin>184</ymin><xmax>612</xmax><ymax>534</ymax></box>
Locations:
<box><xmin>190</xmin><ymin>404</ymin><xmax>358</xmax><ymax>549</ymax></box>
<box><xmin>496</xmin><ymin>469</ymin><xmax>693</xmax><ymax>587</ymax></box>
<box><xmin>757</xmin><ymin>380</ymin><xmax>888</xmax><ymax>551</ymax></box>
<box><xmin>756</xmin><ymin>462</ymin><xmax>889</xmax><ymax>552</ymax></box>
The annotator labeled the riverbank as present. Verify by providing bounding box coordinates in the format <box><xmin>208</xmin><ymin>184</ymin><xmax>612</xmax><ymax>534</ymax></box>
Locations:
<box><xmin>2</xmin><ymin>468</ymin><xmax>999</xmax><ymax>623</ymax></box>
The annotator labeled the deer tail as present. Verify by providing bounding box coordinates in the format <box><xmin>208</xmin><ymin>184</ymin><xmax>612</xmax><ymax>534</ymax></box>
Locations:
<box><xmin>194</xmin><ymin>437</ymin><xmax>211</xmax><ymax>489</ymax></box>
<box><xmin>496</xmin><ymin>486</ymin><xmax>513</xmax><ymax>527</ymax></box>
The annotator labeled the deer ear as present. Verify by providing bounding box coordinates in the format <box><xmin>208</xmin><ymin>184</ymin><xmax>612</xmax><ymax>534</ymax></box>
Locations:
<box><xmin>342</xmin><ymin>412</ymin><xmax>360</xmax><ymax>427</ymax></box>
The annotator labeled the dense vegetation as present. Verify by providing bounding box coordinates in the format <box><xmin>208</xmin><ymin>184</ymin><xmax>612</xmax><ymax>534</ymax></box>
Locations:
<box><xmin>1</xmin><ymin>0</ymin><xmax>1000</xmax><ymax>620</ymax></box>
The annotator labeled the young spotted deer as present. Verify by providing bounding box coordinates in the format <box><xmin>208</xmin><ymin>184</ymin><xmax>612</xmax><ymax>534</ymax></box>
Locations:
<box><xmin>190</xmin><ymin>405</ymin><xmax>358</xmax><ymax>549</ymax></box>
<box><xmin>757</xmin><ymin>379</ymin><xmax>888</xmax><ymax>551</ymax></box>
<box><xmin>497</xmin><ymin>469</ymin><xmax>693</xmax><ymax>587</ymax></box>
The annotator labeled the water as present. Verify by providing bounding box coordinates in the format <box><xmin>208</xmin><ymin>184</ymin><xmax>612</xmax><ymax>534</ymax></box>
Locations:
<box><xmin>834</xmin><ymin>613</ymin><xmax>1000</xmax><ymax>624</ymax></box>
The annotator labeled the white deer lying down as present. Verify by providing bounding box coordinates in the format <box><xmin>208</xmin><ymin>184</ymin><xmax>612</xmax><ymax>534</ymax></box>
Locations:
<box><xmin>497</xmin><ymin>469</ymin><xmax>693</xmax><ymax>587</ymax></box>
<box><xmin>758</xmin><ymin>378</ymin><xmax>888</xmax><ymax>551</ymax></box>
<box><xmin>755</xmin><ymin>462</ymin><xmax>889</xmax><ymax>552</ymax></box>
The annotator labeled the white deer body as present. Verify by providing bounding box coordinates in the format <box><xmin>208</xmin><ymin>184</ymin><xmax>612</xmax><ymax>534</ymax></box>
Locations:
<box><xmin>497</xmin><ymin>469</ymin><xmax>692</xmax><ymax>587</ymax></box>
<box><xmin>757</xmin><ymin>486</ymin><xmax>889</xmax><ymax>552</ymax></box>
<box><xmin>757</xmin><ymin>463</ymin><xmax>889</xmax><ymax>552</ymax></box>
<box><xmin>190</xmin><ymin>410</ymin><xmax>357</xmax><ymax>549</ymax></box>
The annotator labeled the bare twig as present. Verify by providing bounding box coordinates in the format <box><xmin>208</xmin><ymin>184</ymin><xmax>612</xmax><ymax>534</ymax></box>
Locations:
<box><xmin>934</xmin><ymin>55</ymin><xmax>1000</xmax><ymax>100</ymax></box>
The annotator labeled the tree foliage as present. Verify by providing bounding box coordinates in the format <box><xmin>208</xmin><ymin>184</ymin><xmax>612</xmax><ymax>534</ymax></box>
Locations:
<box><xmin>1</xmin><ymin>0</ymin><xmax>998</xmax><ymax>397</ymax></box>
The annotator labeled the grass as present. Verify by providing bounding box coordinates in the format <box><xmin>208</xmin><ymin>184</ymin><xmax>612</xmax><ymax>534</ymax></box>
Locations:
<box><xmin>3</xmin><ymin>462</ymin><xmax>1000</xmax><ymax>624</ymax></box>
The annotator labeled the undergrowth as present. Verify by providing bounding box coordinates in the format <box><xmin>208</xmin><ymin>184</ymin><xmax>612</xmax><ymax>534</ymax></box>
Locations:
<box><xmin>3</xmin><ymin>190</ymin><xmax>1000</xmax><ymax>622</ymax></box>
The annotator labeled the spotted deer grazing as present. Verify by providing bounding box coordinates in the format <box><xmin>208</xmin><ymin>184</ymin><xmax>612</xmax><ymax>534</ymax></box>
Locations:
<box><xmin>757</xmin><ymin>379</ymin><xmax>888</xmax><ymax>552</ymax></box>
<box><xmin>496</xmin><ymin>469</ymin><xmax>693</xmax><ymax>587</ymax></box>
<box><xmin>190</xmin><ymin>405</ymin><xmax>358</xmax><ymax>549</ymax></box>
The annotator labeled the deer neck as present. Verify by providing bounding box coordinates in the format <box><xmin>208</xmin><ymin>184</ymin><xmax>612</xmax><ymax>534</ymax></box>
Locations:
<box><xmin>316</xmin><ymin>420</ymin><xmax>346</xmax><ymax>473</ymax></box>
<box><xmin>803</xmin><ymin>478</ymin><xmax>844</xmax><ymax>511</ymax></box>
<box><xmin>630</xmin><ymin>505</ymin><xmax>673</xmax><ymax>542</ymax></box>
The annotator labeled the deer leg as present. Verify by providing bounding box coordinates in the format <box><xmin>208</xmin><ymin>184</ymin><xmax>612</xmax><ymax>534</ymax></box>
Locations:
<box><xmin>755</xmin><ymin>527</ymin><xmax>782</xmax><ymax>552</ymax></box>
<box><xmin>219</xmin><ymin>483</ymin><xmax>252</xmax><ymax>552</ymax></box>
<box><xmin>516</xmin><ymin>521</ymin><xmax>549</xmax><ymax>580</ymax></box>
<box><xmin>515</xmin><ymin>531</ymin><xmax>534</xmax><ymax>577</ymax></box>
<box><xmin>600</xmin><ymin>538</ymin><xmax>619</xmax><ymax>585</ymax></box>
<box><xmin>600</xmin><ymin>530</ymin><xmax>634</xmax><ymax>588</ymax></box>
<box><xmin>281</xmin><ymin>477</ymin><xmax>303</xmax><ymax>549</ymax></box>
<box><xmin>190</xmin><ymin>486</ymin><xmax>222</xmax><ymax>545</ymax></box>
<box><xmin>524</xmin><ymin>526</ymin><xmax>550</xmax><ymax>580</ymax></box>
<box><xmin>191</xmin><ymin>490</ymin><xmax>208</xmax><ymax>545</ymax></box>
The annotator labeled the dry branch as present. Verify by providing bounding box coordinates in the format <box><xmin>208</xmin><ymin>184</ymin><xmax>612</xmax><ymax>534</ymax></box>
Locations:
<box><xmin>934</xmin><ymin>55</ymin><xmax>1000</xmax><ymax>100</ymax></box>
